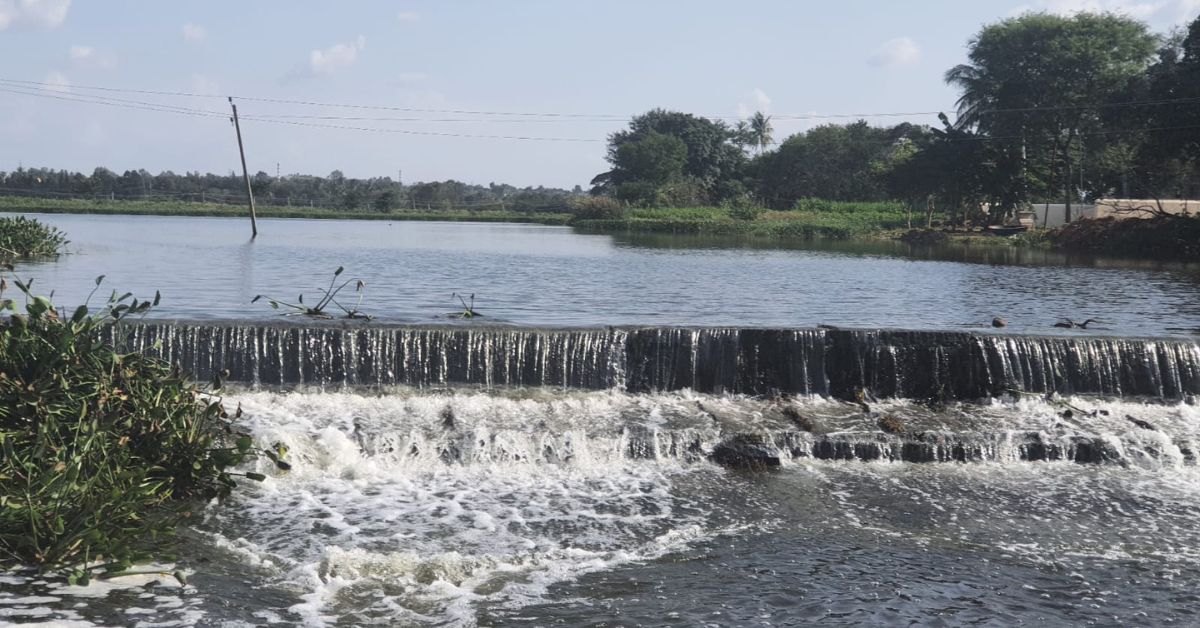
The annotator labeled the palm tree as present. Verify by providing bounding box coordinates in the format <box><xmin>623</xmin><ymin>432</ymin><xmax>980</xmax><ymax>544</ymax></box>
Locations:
<box><xmin>731</xmin><ymin>120</ymin><xmax>753</xmax><ymax>152</ymax></box>
<box><xmin>749</xmin><ymin>112</ymin><xmax>773</xmax><ymax>155</ymax></box>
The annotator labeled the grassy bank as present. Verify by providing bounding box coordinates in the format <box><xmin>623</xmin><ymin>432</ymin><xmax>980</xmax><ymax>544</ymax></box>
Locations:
<box><xmin>574</xmin><ymin>201</ymin><xmax>912</xmax><ymax>240</ymax></box>
<box><xmin>0</xmin><ymin>196</ymin><xmax>572</xmax><ymax>225</ymax></box>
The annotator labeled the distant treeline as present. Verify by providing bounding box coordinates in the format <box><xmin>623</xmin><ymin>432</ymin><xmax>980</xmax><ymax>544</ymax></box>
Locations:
<box><xmin>591</xmin><ymin>12</ymin><xmax>1200</xmax><ymax>226</ymax></box>
<box><xmin>0</xmin><ymin>167</ymin><xmax>583</xmax><ymax>213</ymax></box>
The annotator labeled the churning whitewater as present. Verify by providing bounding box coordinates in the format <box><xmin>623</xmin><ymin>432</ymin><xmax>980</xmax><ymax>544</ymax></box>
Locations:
<box><xmin>4</xmin><ymin>385</ymin><xmax>1200</xmax><ymax>626</ymax></box>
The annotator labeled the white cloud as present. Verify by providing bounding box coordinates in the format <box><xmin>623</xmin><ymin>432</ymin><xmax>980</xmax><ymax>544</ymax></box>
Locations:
<box><xmin>1178</xmin><ymin>0</ymin><xmax>1200</xmax><ymax>16</ymax></box>
<box><xmin>736</xmin><ymin>88</ymin><xmax>772</xmax><ymax>119</ymax></box>
<box><xmin>309</xmin><ymin>36</ymin><xmax>366</xmax><ymax>75</ymax></box>
<box><xmin>1025</xmin><ymin>0</ymin><xmax>1164</xmax><ymax>17</ymax></box>
<box><xmin>396</xmin><ymin>71</ymin><xmax>428</xmax><ymax>83</ymax></box>
<box><xmin>396</xmin><ymin>11</ymin><xmax>419</xmax><ymax>23</ymax></box>
<box><xmin>869</xmin><ymin>37</ymin><xmax>921</xmax><ymax>68</ymax></box>
<box><xmin>0</xmin><ymin>0</ymin><xmax>71</xmax><ymax>31</ymax></box>
<box><xmin>189</xmin><ymin>74</ymin><xmax>220</xmax><ymax>96</ymax></box>
<box><xmin>69</xmin><ymin>44</ymin><xmax>116</xmax><ymax>70</ymax></box>
<box><xmin>182</xmin><ymin>22</ymin><xmax>206</xmax><ymax>42</ymax></box>
<box><xmin>1011</xmin><ymin>0</ymin><xmax>1198</xmax><ymax>22</ymax></box>
<box><xmin>44</xmin><ymin>70</ymin><xmax>70</xmax><ymax>93</ymax></box>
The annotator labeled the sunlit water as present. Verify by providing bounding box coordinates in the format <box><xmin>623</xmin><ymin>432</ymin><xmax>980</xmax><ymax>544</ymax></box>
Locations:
<box><xmin>5</xmin><ymin>213</ymin><xmax>1200</xmax><ymax>626</ymax></box>
<box><xmin>9</xmin><ymin>212</ymin><xmax>1200</xmax><ymax>336</ymax></box>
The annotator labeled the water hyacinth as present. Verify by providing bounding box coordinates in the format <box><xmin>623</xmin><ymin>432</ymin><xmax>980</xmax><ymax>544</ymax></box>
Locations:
<box><xmin>0</xmin><ymin>271</ymin><xmax>280</xmax><ymax>582</ymax></box>
<box><xmin>0</xmin><ymin>216</ymin><xmax>68</xmax><ymax>261</ymax></box>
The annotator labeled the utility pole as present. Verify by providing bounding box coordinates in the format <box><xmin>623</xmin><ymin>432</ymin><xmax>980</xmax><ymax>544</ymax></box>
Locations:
<box><xmin>229</xmin><ymin>97</ymin><xmax>258</xmax><ymax>238</ymax></box>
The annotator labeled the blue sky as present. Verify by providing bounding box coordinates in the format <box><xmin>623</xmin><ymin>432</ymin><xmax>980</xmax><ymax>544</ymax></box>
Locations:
<box><xmin>1</xmin><ymin>0</ymin><xmax>1197</xmax><ymax>188</ymax></box>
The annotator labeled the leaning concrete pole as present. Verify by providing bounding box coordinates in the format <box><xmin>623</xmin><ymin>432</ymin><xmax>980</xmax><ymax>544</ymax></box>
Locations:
<box><xmin>229</xmin><ymin>97</ymin><xmax>259</xmax><ymax>238</ymax></box>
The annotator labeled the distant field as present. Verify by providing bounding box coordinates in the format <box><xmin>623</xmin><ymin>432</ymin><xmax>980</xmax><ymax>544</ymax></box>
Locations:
<box><xmin>574</xmin><ymin>201</ymin><xmax>913</xmax><ymax>240</ymax></box>
<box><xmin>0</xmin><ymin>196</ymin><xmax>934</xmax><ymax>242</ymax></box>
<box><xmin>0</xmin><ymin>196</ymin><xmax>574</xmax><ymax>225</ymax></box>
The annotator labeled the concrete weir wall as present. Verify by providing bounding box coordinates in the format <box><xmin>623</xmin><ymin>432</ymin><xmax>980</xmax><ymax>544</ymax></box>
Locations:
<box><xmin>106</xmin><ymin>321</ymin><xmax>1200</xmax><ymax>401</ymax></box>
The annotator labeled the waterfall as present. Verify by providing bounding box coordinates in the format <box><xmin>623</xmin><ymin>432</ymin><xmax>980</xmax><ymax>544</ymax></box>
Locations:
<box><xmin>106</xmin><ymin>321</ymin><xmax>1200</xmax><ymax>400</ymax></box>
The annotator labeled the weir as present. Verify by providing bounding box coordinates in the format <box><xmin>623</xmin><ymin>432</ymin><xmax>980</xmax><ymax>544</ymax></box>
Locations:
<box><xmin>106</xmin><ymin>321</ymin><xmax>1200</xmax><ymax>400</ymax></box>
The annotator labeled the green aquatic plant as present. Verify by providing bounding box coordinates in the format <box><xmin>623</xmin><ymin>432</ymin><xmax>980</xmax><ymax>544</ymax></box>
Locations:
<box><xmin>0</xmin><ymin>271</ymin><xmax>284</xmax><ymax>581</ymax></box>
<box><xmin>450</xmin><ymin>292</ymin><xmax>482</xmax><ymax>319</ymax></box>
<box><xmin>0</xmin><ymin>216</ymin><xmax>68</xmax><ymax>261</ymax></box>
<box><xmin>252</xmin><ymin>266</ymin><xmax>373</xmax><ymax>320</ymax></box>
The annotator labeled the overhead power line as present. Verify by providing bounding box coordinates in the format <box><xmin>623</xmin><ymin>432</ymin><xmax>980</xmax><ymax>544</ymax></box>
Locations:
<box><xmin>3</xmin><ymin>76</ymin><xmax>1200</xmax><ymax>124</ymax></box>
<box><xmin>2</xmin><ymin>77</ymin><xmax>1198</xmax><ymax>145</ymax></box>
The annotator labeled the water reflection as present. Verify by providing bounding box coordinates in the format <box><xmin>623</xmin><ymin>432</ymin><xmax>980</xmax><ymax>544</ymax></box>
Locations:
<box><xmin>612</xmin><ymin>231</ymin><xmax>1200</xmax><ymax>272</ymax></box>
<box><xmin>9</xmin><ymin>213</ymin><xmax>1200</xmax><ymax>336</ymax></box>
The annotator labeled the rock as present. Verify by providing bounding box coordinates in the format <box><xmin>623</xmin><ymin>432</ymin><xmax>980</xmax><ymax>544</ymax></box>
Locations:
<box><xmin>992</xmin><ymin>317</ymin><xmax>1007</xmax><ymax>328</ymax></box>
<box><xmin>877</xmin><ymin>414</ymin><xmax>905</xmax><ymax>435</ymax></box>
<box><xmin>710</xmin><ymin>434</ymin><xmax>781</xmax><ymax>470</ymax></box>
<box><xmin>781</xmin><ymin>405</ymin><xmax>817</xmax><ymax>433</ymax></box>
<box><xmin>1125</xmin><ymin>415</ymin><xmax>1156</xmax><ymax>431</ymax></box>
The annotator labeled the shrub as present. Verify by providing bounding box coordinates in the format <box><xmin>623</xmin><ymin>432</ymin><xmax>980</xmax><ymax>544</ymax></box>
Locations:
<box><xmin>568</xmin><ymin>195</ymin><xmax>626</xmax><ymax>220</ymax></box>
<box><xmin>792</xmin><ymin>197</ymin><xmax>837</xmax><ymax>213</ymax></box>
<box><xmin>725</xmin><ymin>197</ymin><xmax>765</xmax><ymax>221</ymax></box>
<box><xmin>0</xmin><ymin>216</ymin><xmax>68</xmax><ymax>261</ymax></box>
<box><xmin>0</xmin><ymin>274</ymin><xmax>271</xmax><ymax>581</ymax></box>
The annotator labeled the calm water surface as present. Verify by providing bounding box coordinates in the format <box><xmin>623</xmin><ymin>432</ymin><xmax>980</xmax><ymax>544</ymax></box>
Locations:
<box><xmin>12</xmin><ymin>212</ymin><xmax>1200</xmax><ymax>336</ymax></box>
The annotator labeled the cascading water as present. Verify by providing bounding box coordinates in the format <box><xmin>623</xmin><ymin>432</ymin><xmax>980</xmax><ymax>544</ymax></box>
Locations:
<box><xmin>109</xmin><ymin>321</ymin><xmax>1200</xmax><ymax>400</ymax></box>
<box><xmin>8</xmin><ymin>321</ymin><xmax>1200</xmax><ymax>626</ymax></box>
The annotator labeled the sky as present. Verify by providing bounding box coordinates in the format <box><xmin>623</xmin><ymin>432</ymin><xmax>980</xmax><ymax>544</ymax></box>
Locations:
<box><xmin>1</xmin><ymin>0</ymin><xmax>1197</xmax><ymax>189</ymax></box>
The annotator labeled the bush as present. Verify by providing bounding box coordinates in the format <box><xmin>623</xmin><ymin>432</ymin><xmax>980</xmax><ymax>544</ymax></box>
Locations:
<box><xmin>725</xmin><ymin>197</ymin><xmax>765</xmax><ymax>221</ymax></box>
<box><xmin>568</xmin><ymin>195</ymin><xmax>626</xmax><ymax>220</ymax></box>
<box><xmin>0</xmin><ymin>275</ymin><xmax>270</xmax><ymax>581</ymax></box>
<box><xmin>792</xmin><ymin>198</ymin><xmax>837</xmax><ymax>213</ymax></box>
<box><xmin>0</xmin><ymin>216</ymin><xmax>67</xmax><ymax>261</ymax></box>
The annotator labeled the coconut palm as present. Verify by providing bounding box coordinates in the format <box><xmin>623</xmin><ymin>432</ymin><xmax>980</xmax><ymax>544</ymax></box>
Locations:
<box><xmin>749</xmin><ymin>112</ymin><xmax>773</xmax><ymax>155</ymax></box>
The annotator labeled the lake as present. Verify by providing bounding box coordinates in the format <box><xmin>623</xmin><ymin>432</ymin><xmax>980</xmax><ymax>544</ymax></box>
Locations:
<box><xmin>10</xmin><ymin>212</ymin><xmax>1200</xmax><ymax>336</ymax></box>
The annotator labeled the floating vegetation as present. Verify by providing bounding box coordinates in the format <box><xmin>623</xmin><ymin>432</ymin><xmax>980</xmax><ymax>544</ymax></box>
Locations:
<box><xmin>449</xmin><ymin>292</ymin><xmax>482</xmax><ymax>319</ymax></box>
<box><xmin>253</xmin><ymin>266</ymin><xmax>373</xmax><ymax>320</ymax></box>
<box><xmin>0</xmin><ymin>216</ymin><xmax>68</xmax><ymax>261</ymax></box>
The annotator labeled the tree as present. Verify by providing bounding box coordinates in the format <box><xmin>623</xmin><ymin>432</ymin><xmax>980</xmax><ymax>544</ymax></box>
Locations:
<box><xmin>749</xmin><ymin>112</ymin><xmax>773</xmax><ymax>155</ymax></box>
<box><xmin>752</xmin><ymin>121</ymin><xmax>918</xmax><ymax>207</ymax></box>
<box><xmin>1128</xmin><ymin>15</ymin><xmax>1200</xmax><ymax>199</ymax></box>
<box><xmin>593</xmin><ymin>109</ymin><xmax>745</xmax><ymax>205</ymax></box>
<box><xmin>947</xmin><ymin>12</ymin><xmax>1158</xmax><ymax>221</ymax></box>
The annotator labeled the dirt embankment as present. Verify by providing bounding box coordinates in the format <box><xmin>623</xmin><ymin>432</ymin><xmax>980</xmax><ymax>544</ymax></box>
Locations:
<box><xmin>1050</xmin><ymin>215</ymin><xmax>1200</xmax><ymax>262</ymax></box>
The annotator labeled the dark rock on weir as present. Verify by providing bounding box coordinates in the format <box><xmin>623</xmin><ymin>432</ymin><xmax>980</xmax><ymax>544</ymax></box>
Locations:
<box><xmin>877</xmin><ymin>414</ymin><xmax>905</xmax><ymax>434</ymax></box>
<box><xmin>711</xmin><ymin>435</ymin><xmax>781</xmax><ymax>470</ymax></box>
<box><xmin>781</xmin><ymin>404</ymin><xmax>817</xmax><ymax>433</ymax></box>
<box><xmin>1125</xmin><ymin>415</ymin><xmax>1156</xmax><ymax>431</ymax></box>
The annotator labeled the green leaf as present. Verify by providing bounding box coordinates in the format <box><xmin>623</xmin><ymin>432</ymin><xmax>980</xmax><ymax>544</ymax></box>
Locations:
<box><xmin>235</xmin><ymin>435</ymin><xmax>252</xmax><ymax>452</ymax></box>
<box><xmin>71</xmin><ymin>304</ymin><xmax>88</xmax><ymax>322</ymax></box>
<box><xmin>245</xmin><ymin>472</ymin><xmax>266</xmax><ymax>482</ymax></box>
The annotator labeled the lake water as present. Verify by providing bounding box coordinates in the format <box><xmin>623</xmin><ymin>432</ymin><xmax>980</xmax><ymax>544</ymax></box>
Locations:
<box><xmin>10</xmin><ymin>212</ymin><xmax>1200</xmax><ymax>336</ymax></box>
<box><xmin>3</xmin><ymin>213</ymin><xmax>1200</xmax><ymax>627</ymax></box>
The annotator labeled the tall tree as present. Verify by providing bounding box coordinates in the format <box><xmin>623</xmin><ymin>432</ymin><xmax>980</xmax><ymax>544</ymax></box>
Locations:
<box><xmin>593</xmin><ymin>109</ymin><xmax>745</xmax><ymax>205</ymax></box>
<box><xmin>947</xmin><ymin>12</ymin><xmax>1158</xmax><ymax>221</ymax></box>
<box><xmin>749</xmin><ymin>112</ymin><xmax>774</xmax><ymax>155</ymax></box>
